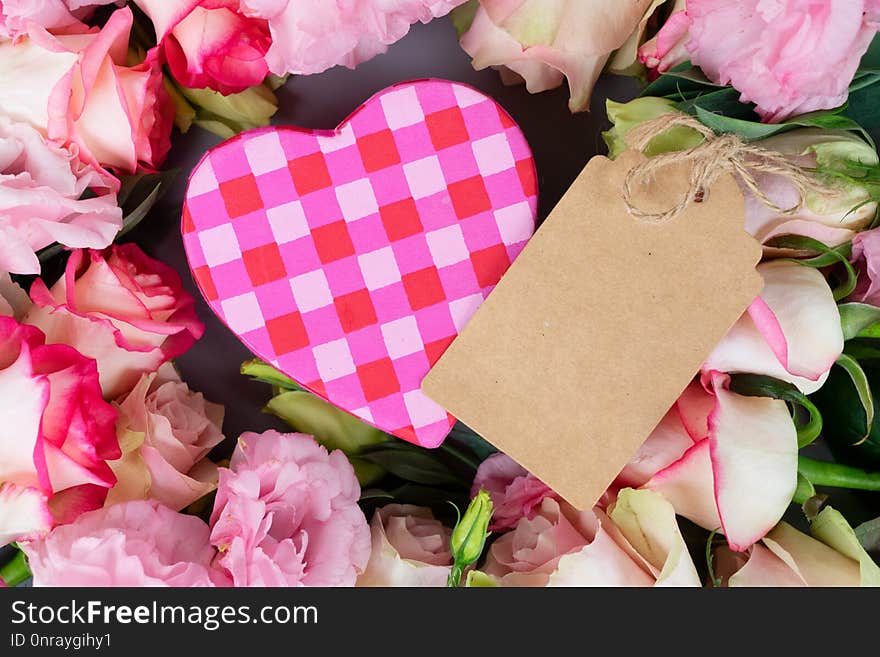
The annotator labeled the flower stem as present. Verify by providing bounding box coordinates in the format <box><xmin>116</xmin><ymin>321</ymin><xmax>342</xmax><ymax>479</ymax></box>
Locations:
<box><xmin>447</xmin><ymin>564</ymin><xmax>465</xmax><ymax>588</ymax></box>
<box><xmin>798</xmin><ymin>456</ymin><xmax>880</xmax><ymax>491</ymax></box>
<box><xmin>0</xmin><ymin>549</ymin><xmax>30</xmax><ymax>587</ymax></box>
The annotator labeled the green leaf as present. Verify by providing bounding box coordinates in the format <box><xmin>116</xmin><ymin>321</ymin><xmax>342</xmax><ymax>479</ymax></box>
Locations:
<box><xmin>792</xmin><ymin>473</ymin><xmax>817</xmax><ymax>506</ymax></box>
<box><xmin>728</xmin><ymin>373</ymin><xmax>823</xmax><ymax>448</ymax></box>
<box><xmin>359</xmin><ymin>444</ymin><xmax>464</xmax><ymax>487</ymax></box>
<box><xmin>450</xmin><ymin>0</ymin><xmax>479</xmax><ymax>37</ymax></box>
<box><xmin>240</xmin><ymin>359</ymin><xmax>303</xmax><ymax>390</ymax></box>
<box><xmin>838</xmin><ymin>303</ymin><xmax>880</xmax><ymax>340</ymax></box>
<box><xmin>811</xmin><ymin>506</ymin><xmax>880</xmax><ymax>586</ymax></box>
<box><xmin>834</xmin><ymin>354</ymin><xmax>875</xmax><ymax>444</ymax></box>
<box><xmin>764</xmin><ymin>235</ymin><xmax>857</xmax><ymax>301</ymax></box>
<box><xmin>465</xmin><ymin>570</ymin><xmax>499</xmax><ymax>587</ymax></box>
<box><xmin>854</xmin><ymin>516</ymin><xmax>880</xmax><ymax>552</ymax></box>
<box><xmin>116</xmin><ymin>169</ymin><xmax>179</xmax><ymax>238</ymax></box>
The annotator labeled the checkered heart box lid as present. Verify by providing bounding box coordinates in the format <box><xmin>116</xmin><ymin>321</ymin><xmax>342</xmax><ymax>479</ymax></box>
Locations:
<box><xmin>182</xmin><ymin>79</ymin><xmax>538</xmax><ymax>447</ymax></box>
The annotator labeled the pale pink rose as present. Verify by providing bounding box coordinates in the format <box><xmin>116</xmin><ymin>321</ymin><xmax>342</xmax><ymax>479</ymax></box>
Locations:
<box><xmin>851</xmin><ymin>227</ymin><xmax>880</xmax><ymax>306</ymax></box>
<box><xmin>483</xmin><ymin>491</ymin><xmax>699</xmax><ymax>587</ymax></box>
<box><xmin>616</xmin><ymin>370</ymin><xmax>798</xmax><ymax>552</ymax></box>
<box><xmin>0</xmin><ymin>316</ymin><xmax>120</xmax><ymax>545</ymax></box>
<box><xmin>24</xmin><ymin>244</ymin><xmax>204</xmax><ymax>399</ymax></box>
<box><xmin>210</xmin><ymin>430</ymin><xmax>371</xmax><ymax>587</ymax></box>
<box><xmin>0</xmin><ymin>116</ymin><xmax>121</xmax><ymax>275</ymax></box>
<box><xmin>0</xmin><ymin>7</ymin><xmax>173</xmax><ymax>172</ymax></box>
<box><xmin>22</xmin><ymin>500</ymin><xmax>225</xmax><ymax>586</ymax></box>
<box><xmin>0</xmin><ymin>0</ymin><xmax>119</xmax><ymax>37</ymax></box>
<box><xmin>471</xmin><ymin>453</ymin><xmax>556</xmax><ymax>531</ymax></box>
<box><xmin>357</xmin><ymin>504</ymin><xmax>452</xmax><ymax>587</ymax></box>
<box><xmin>134</xmin><ymin>0</ymin><xmax>271</xmax><ymax>94</ymax></box>
<box><xmin>460</xmin><ymin>0</ymin><xmax>655</xmax><ymax>112</ymax></box>
<box><xmin>640</xmin><ymin>0</ymin><xmax>880</xmax><ymax>122</ymax></box>
<box><xmin>239</xmin><ymin>0</ymin><xmax>468</xmax><ymax>76</ymax></box>
<box><xmin>704</xmin><ymin>261</ymin><xmax>843</xmax><ymax>395</ymax></box>
<box><xmin>106</xmin><ymin>365</ymin><xmax>224</xmax><ymax>511</ymax></box>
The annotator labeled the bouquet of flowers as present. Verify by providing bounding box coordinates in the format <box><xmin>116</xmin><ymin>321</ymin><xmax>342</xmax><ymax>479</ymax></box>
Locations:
<box><xmin>0</xmin><ymin>0</ymin><xmax>878</xmax><ymax>588</ymax></box>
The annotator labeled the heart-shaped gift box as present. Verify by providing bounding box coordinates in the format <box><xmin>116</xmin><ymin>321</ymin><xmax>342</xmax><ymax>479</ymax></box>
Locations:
<box><xmin>182</xmin><ymin>79</ymin><xmax>537</xmax><ymax>447</ymax></box>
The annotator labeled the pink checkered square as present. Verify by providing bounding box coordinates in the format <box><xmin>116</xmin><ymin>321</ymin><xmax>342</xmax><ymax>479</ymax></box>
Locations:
<box><xmin>183</xmin><ymin>80</ymin><xmax>537</xmax><ymax>447</ymax></box>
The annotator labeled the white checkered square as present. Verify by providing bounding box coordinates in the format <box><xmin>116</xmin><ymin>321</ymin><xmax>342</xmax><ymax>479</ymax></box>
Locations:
<box><xmin>267</xmin><ymin>200</ymin><xmax>309</xmax><ymax>244</ymax></box>
<box><xmin>245</xmin><ymin>132</ymin><xmax>288</xmax><ymax>175</ymax></box>
<box><xmin>358</xmin><ymin>246</ymin><xmax>401</xmax><ymax>291</ymax></box>
<box><xmin>314</xmin><ymin>338</ymin><xmax>356</xmax><ymax>381</ymax></box>
<box><xmin>380</xmin><ymin>316</ymin><xmax>422</xmax><ymax>359</ymax></box>
<box><xmin>220</xmin><ymin>292</ymin><xmax>263</xmax><ymax>334</ymax></box>
<box><xmin>473</xmin><ymin>133</ymin><xmax>515</xmax><ymax>177</ymax></box>
<box><xmin>198</xmin><ymin>223</ymin><xmax>241</xmax><ymax>267</ymax></box>
<box><xmin>290</xmin><ymin>270</ymin><xmax>333</xmax><ymax>312</ymax></box>
<box><xmin>380</xmin><ymin>86</ymin><xmax>424</xmax><ymax>130</ymax></box>
<box><xmin>403</xmin><ymin>156</ymin><xmax>446</xmax><ymax>199</ymax></box>
<box><xmin>425</xmin><ymin>224</ymin><xmax>469</xmax><ymax>267</ymax></box>
<box><xmin>336</xmin><ymin>178</ymin><xmax>378</xmax><ymax>222</ymax></box>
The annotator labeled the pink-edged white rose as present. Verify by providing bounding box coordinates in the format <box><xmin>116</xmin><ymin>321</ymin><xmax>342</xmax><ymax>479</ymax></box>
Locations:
<box><xmin>239</xmin><ymin>0</ymin><xmax>468</xmax><ymax>76</ymax></box>
<box><xmin>134</xmin><ymin>0</ymin><xmax>271</xmax><ymax>95</ymax></box>
<box><xmin>483</xmin><ymin>490</ymin><xmax>699</xmax><ymax>587</ymax></box>
<box><xmin>24</xmin><ymin>244</ymin><xmax>204</xmax><ymax>400</ymax></box>
<box><xmin>106</xmin><ymin>365</ymin><xmax>224</xmax><ymax>511</ymax></box>
<box><xmin>210</xmin><ymin>430</ymin><xmax>371</xmax><ymax>587</ymax></box>
<box><xmin>471</xmin><ymin>453</ymin><xmax>556</xmax><ymax>531</ymax></box>
<box><xmin>0</xmin><ymin>0</ymin><xmax>118</xmax><ymax>37</ymax></box>
<box><xmin>0</xmin><ymin>317</ymin><xmax>119</xmax><ymax>545</ymax></box>
<box><xmin>851</xmin><ymin>226</ymin><xmax>880</xmax><ymax>307</ymax></box>
<box><xmin>357</xmin><ymin>504</ymin><xmax>452</xmax><ymax>587</ymax></box>
<box><xmin>0</xmin><ymin>7</ymin><xmax>173</xmax><ymax>172</ymax></box>
<box><xmin>22</xmin><ymin>500</ymin><xmax>225</xmax><ymax>586</ymax></box>
<box><xmin>704</xmin><ymin>261</ymin><xmax>843</xmax><ymax>395</ymax></box>
<box><xmin>0</xmin><ymin>115</ymin><xmax>121</xmax><ymax>275</ymax></box>
<box><xmin>639</xmin><ymin>0</ymin><xmax>880</xmax><ymax>122</ymax></box>
<box><xmin>459</xmin><ymin>0</ymin><xmax>655</xmax><ymax>111</ymax></box>
<box><xmin>618</xmin><ymin>371</ymin><xmax>798</xmax><ymax>552</ymax></box>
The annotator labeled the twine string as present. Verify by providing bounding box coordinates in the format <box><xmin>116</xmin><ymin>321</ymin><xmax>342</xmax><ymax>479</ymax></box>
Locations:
<box><xmin>621</xmin><ymin>114</ymin><xmax>831</xmax><ymax>224</ymax></box>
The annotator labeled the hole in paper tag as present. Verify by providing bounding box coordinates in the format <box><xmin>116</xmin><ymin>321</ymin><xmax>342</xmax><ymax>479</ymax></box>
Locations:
<box><xmin>422</xmin><ymin>149</ymin><xmax>763</xmax><ymax>508</ymax></box>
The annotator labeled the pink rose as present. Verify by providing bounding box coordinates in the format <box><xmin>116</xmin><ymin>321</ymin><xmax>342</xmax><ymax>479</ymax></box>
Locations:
<box><xmin>0</xmin><ymin>7</ymin><xmax>173</xmax><ymax>172</ymax></box>
<box><xmin>0</xmin><ymin>0</ymin><xmax>118</xmax><ymax>37</ymax></box>
<box><xmin>358</xmin><ymin>504</ymin><xmax>452</xmax><ymax>587</ymax></box>
<box><xmin>471</xmin><ymin>453</ymin><xmax>556</xmax><ymax>530</ymax></box>
<box><xmin>134</xmin><ymin>0</ymin><xmax>271</xmax><ymax>94</ymax></box>
<box><xmin>106</xmin><ymin>365</ymin><xmax>224</xmax><ymax>511</ymax></box>
<box><xmin>459</xmin><ymin>0</ymin><xmax>656</xmax><ymax>112</ymax></box>
<box><xmin>484</xmin><ymin>491</ymin><xmax>700</xmax><ymax>587</ymax></box>
<box><xmin>22</xmin><ymin>500</ymin><xmax>224</xmax><ymax>586</ymax></box>
<box><xmin>209</xmin><ymin>430</ymin><xmax>371</xmax><ymax>587</ymax></box>
<box><xmin>240</xmin><ymin>0</ymin><xmax>468</xmax><ymax>75</ymax></box>
<box><xmin>851</xmin><ymin>227</ymin><xmax>880</xmax><ymax>306</ymax></box>
<box><xmin>24</xmin><ymin>244</ymin><xmax>204</xmax><ymax>399</ymax></box>
<box><xmin>640</xmin><ymin>0</ymin><xmax>880</xmax><ymax>122</ymax></box>
<box><xmin>0</xmin><ymin>317</ymin><xmax>119</xmax><ymax>545</ymax></box>
<box><xmin>0</xmin><ymin>115</ymin><xmax>121</xmax><ymax>275</ymax></box>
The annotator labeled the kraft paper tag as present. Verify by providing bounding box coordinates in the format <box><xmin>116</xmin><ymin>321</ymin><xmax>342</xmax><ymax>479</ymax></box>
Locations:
<box><xmin>422</xmin><ymin>149</ymin><xmax>763</xmax><ymax>509</ymax></box>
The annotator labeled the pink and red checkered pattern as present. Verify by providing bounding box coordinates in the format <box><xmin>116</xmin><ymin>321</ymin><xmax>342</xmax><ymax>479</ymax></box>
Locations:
<box><xmin>182</xmin><ymin>79</ymin><xmax>537</xmax><ymax>447</ymax></box>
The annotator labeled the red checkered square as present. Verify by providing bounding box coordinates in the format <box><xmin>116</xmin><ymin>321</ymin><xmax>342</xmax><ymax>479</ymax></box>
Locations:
<box><xmin>357</xmin><ymin>357</ymin><xmax>399</xmax><ymax>401</ymax></box>
<box><xmin>424</xmin><ymin>336</ymin><xmax>455</xmax><ymax>365</ymax></box>
<box><xmin>266</xmin><ymin>311</ymin><xmax>310</xmax><ymax>355</ymax></box>
<box><xmin>380</xmin><ymin>198</ymin><xmax>423</xmax><ymax>241</ymax></box>
<box><xmin>471</xmin><ymin>244</ymin><xmax>511</xmax><ymax>288</ymax></box>
<box><xmin>448</xmin><ymin>176</ymin><xmax>491</xmax><ymax>219</ymax></box>
<box><xmin>312</xmin><ymin>220</ymin><xmax>355</xmax><ymax>264</ymax></box>
<box><xmin>242</xmin><ymin>243</ymin><xmax>287</xmax><ymax>287</ymax></box>
<box><xmin>289</xmin><ymin>152</ymin><xmax>332</xmax><ymax>196</ymax></box>
<box><xmin>517</xmin><ymin>159</ymin><xmax>537</xmax><ymax>197</ymax></box>
<box><xmin>426</xmin><ymin>107</ymin><xmax>469</xmax><ymax>151</ymax></box>
<box><xmin>335</xmin><ymin>289</ymin><xmax>377</xmax><ymax>333</ymax></box>
<box><xmin>182</xmin><ymin>205</ymin><xmax>195</xmax><ymax>234</ymax></box>
<box><xmin>219</xmin><ymin>174</ymin><xmax>262</xmax><ymax>218</ymax></box>
<box><xmin>402</xmin><ymin>266</ymin><xmax>445</xmax><ymax>310</ymax></box>
<box><xmin>357</xmin><ymin>129</ymin><xmax>401</xmax><ymax>172</ymax></box>
<box><xmin>192</xmin><ymin>265</ymin><xmax>218</xmax><ymax>301</ymax></box>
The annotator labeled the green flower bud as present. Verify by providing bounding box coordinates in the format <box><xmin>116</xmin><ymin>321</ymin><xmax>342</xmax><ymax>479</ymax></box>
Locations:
<box><xmin>175</xmin><ymin>80</ymin><xmax>279</xmax><ymax>139</ymax></box>
<box><xmin>602</xmin><ymin>97</ymin><xmax>704</xmax><ymax>158</ymax></box>
<box><xmin>450</xmin><ymin>490</ymin><xmax>493</xmax><ymax>568</ymax></box>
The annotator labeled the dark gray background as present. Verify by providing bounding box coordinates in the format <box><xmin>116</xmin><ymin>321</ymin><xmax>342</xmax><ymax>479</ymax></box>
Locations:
<box><xmin>130</xmin><ymin>18</ymin><xmax>639</xmax><ymax>442</ymax></box>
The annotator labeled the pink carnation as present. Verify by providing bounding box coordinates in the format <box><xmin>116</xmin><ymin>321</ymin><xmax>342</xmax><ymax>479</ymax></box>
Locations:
<box><xmin>472</xmin><ymin>453</ymin><xmax>556</xmax><ymax>531</ymax></box>
<box><xmin>239</xmin><ymin>0</ymin><xmax>468</xmax><ymax>75</ymax></box>
<box><xmin>640</xmin><ymin>0</ymin><xmax>880</xmax><ymax>122</ymax></box>
<box><xmin>0</xmin><ymin>0</ymin><xmax>118</xmax><ymax>37</ymax></box>
<box><xmin>210</xmin><ymin>431</ymin><xmax>371</xmax><ymax>587</ymax></box>
<box><xmin>23</xmin><ymin>500</ymin><xmax>224</xmax><ymax>586</ymax></box>
<box><xmin>24</xmin><ymin>244</ymin><xmax>204</xmax><ymax>399</ymax></box>
<box><xmin>0</xmin><ymin>116</ymin><xmax>121</xmax><ymax>275</ymax></box>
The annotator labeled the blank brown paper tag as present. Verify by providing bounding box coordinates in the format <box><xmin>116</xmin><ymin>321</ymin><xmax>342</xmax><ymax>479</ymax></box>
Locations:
<box><xmin>422</xmin><ymin>150</ymin><xmax>764</xmax><ymax>510</ymax></box>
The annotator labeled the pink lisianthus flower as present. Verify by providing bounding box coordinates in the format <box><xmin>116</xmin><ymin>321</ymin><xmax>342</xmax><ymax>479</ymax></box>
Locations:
<box><xmin>134</xmin><ymin>0</ymin><xmax>271</xmax><ymax>95</ymax></box>
<box><xmin>0</xmin><ymin>7</ymin><xmax>173</xmax><ymax>172</ymax></box>
<box><xmin>617</xmin><ymin>370</ymin><xmax>798</xmax><ymax>552</ymax></box>
<box><xmin>850</xmin><ymin>226</ymin><xmax>880</xmax><ymax>306</ymax></box>
<box><xmin>24</xmin><ymin>244</ymin><xmax>204</xmax><ymax>400</ymax></box>
<box><xmin>22</xmin><ymin>500</ymin><xmax>225</xmax><ymax>586</ymax></box>
<box><xmin>704</xmin><ymin>261</ymin><xmax>843</xmax><ymax>394</ymax></box>
<box><xmin>471</xmin><ymin>453</ymin><xmax>556</xmax><ymax>531</ymax></box>
<box><xmin>210</xmin><ymin>430</ymin><xmax>371</xmax><ymax>587</ymax></box>
<box><xmin>0</xmin><ymin>115</ymin><xmax>121</xmax><ymax>275</ymax></box>
<box><xmin>239</xmin><ymin>0</ymin><xmax>468</xmax><ymax>75</ymax></box>
<box><xmin>106</xmin><ymin>365</ymin><xmax>224</xmax><ymax>511</ymax></box>
<box><xmin>639</xmin><ymin>0</ymin><xmax>880</xmax><ymax>122</ymax></box>
<box><xmin>0</xmin><ymin>317</ymin><xmax>119</xmax><ymax>545</ymax></box>
<box><xmin>357</xmin><ymin>504</ymin><xmax>452</xmax><ymax>587</ymax></box>
<box><xmin>0</xmin><ymin>0</ymin><xmax>119</xmax><ymax>38</ymax></box>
